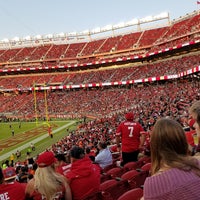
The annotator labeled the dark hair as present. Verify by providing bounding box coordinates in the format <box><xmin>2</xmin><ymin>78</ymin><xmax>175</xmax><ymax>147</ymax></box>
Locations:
<box><xmin>15</xmin><ymin>165</ymin><xmax>21</xmax><ymax>174</ymax></box>
<box><xmin>55</xmin><ymin>154</ymin><xmax>66</xmax><ymax>162</ymax></box>
<box><xmin>151</xmin><ymin>118</ymin><xmax>200</xmax><ymax>176</ymax></box>
<box><xmin>28</xmin><ymin>173</ymin><xmax>34</xmax><ymax>180</ymax></box>
<box><xmin>70</xmin><ymin>146</ymin><xmax>85</xmax><ymax>159</ymax></box>
<box><xmin>89</xmin><ymin>155</ymin><xmax>95</xmax><ymax>162</ymax></box>
<box><xmin>85</xmin><ymin>147</ymin><xmax>91</xmax><ymax>154</ymax></box>
<box><xmin>21</xmin><ymin>166</ymin><xmax>28</xmax><ymax>172</ymax></box>
<box><xmin>98</xmin><ymin>142</ymin><xmax>107</xmax><ymax>149</ymax></box>
<box><xmin>32</xmin><ymin>163</ymin><xmax>38</xmax><ymax>171</ymax></box>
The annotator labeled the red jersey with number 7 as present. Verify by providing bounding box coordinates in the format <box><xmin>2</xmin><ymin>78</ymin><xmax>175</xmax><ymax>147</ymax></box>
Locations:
<box><xmin>116</xmin><ymin>121</ymin><xmax>145</xmax><ymax>152</ymax></box>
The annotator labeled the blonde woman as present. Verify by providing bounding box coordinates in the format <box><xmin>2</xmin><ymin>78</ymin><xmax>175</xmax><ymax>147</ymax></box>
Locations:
<box><xmin>143</xmin><ymin>118</ymin><xmax>200</xmax><ymax>200</ymax></box>
<box><xmin>25</xmin><ymin>151</ymin><xmax>72</xmax><ymax>200</ymax></box>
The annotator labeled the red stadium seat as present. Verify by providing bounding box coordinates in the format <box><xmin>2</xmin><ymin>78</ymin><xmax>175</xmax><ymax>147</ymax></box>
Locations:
<box><xmin>100</xmin><ymin>173</ymin><xmax>112</xmax><ymax>183</ymax></box>
<box><xmin>141</xmin><ymin>162</ymin><xmax>151</xmax><ymax>171</ymax></box>
<box><xmin>137</xmin><ymin>156</ymin><xmax>151</xmax><ymax>167</ymax></box>
<box><xmin>123</xmin><ymin>162</ymin><xmax>139</xmax><ymax>171</ymax></box>
<box><xmin>100</xmin><ymin>179</ymin><xmax>118</xmax><ymax>191</ymax></box>
<box><xmin>121</xmin><ymin>170</ymin><xmax>140</xmax><ymax>180</ymax></box>
<box><xmin>102</xmin><ymin>162</ymin><xmax>117</xmax><ymax>173</ymax></box>
<box><xmin>120</xmin><ymin>169</ymin><xmax>148</xmax><ymax>189</ymax></box>
<box><xmin>100</xmin><ymin>164</ymin><xmax>120</xmax><ymax>183</ymax></box>
<box><xmin>120</xmin><ymin>170</ymin><xmax>140</xmax><ymax>189</ymax></box>
<box><xmin>117</xmin><ymin>188</ymin><xmax>143</xmax><ymax>200</ymax></box>
<box><xmin>106</xmin><ymin>167</ymin><xmax>124</xmax><ymax>179</ymax></box>
<box><xmin>141</xmin><ymin>162</ymin><xmax>151</xmax><ymax>176</ymax></box>
<box><xmin>100</xmin><ymin>179</ymin><xmax>128</xmax><ymax>200</ymax></box>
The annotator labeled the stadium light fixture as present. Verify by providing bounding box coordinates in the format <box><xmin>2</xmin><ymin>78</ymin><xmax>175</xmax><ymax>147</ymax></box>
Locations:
<box><xmin>34</xmin><ymin>35</ymin><xmax>42</xmax><ymax>39</ymax></box>
<box><xmin>57</xmin><ymin>32</ymin><xmax>65</xmax><ymax>37</ymax></box>
<box><xmin>1</xmin><ymin>38</ymin><xmax>9</xmax><ymax>43</ymax></box>
<box><xmin>12</xmin><ymin>37</ymin><xmax>20</xmax><ymax>42</ymax></box>
<box><xmin>140</xmin><ymin>15</ymin><xmax>153</xmax><ymax>23</ymax></box>
<box><xmin>154</xmin><ymin>12</ymin><xmax>169</xmax><ymax>19</ymax></box>
<box><xmin>23</xmin><ymin>35</ymin><xmax>31</xmax><ymax>40</ymax></box>
<box><xmin>68</xmin><ymin>32</ymin><xmax>77</xmax><ymax>36</ymax></box>
<box><xmin>91</xmin><ymin>27</ymin><xmax>101</xmax><ymax>34</ymax></box>
<box><xmin>45</xmin><ymin>34</ymin><xmax>53</xmax><ymax>39</ymax></box>
<box><xmin>78</xmin><ymin>29</ymin><xmax>89</xmax><ymax>36</ymax></box>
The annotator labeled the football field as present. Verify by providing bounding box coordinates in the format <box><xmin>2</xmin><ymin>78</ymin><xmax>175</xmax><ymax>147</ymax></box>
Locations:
<box><xmin>0</xmin><ymin>120</ymin><xmax>77</xmax><ymax>164</ymax></box>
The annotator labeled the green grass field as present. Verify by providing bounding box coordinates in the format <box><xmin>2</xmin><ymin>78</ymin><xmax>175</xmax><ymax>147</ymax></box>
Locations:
<box><xmin>0</xmin><ymin>120</ymin><xmax>79</xmax><ymax>164</ymax></box>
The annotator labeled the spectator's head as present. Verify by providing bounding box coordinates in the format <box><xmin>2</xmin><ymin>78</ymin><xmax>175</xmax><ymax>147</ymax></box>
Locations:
<box><xmin>85</xmin><ymin>147</ymin><xmax>91</xmax><ymax>154</ymax></box>
<box><xmin>125</xmin><ymin>112</ymin><xmax>134</xmax><ymax>121</ymax></box>
<box><xmin>55</xmin><ymin>153</ymin><xmax>66</xmax><ymax>163</ymax></box>
<box><xmin>70</xmin><ymin>146</ymin><xmax>85</xmax><ymax>162</ymax></box>
<box><xmin>15</xmin><ymin>165</ymin><xmax>21</xmax><ymax>174</ymax></box>
<box><xmin>2</xmin><ymin>167</ymin><xmax>16</xmax><ymax>182</ymax></box>
<box><xmin>150</xmin><ymin>118</ymin><xmax>188</xmax><ymax>175</ymax></box>
<box><xmin>32</xmin><ymin>162</ymin><xmax>38</xmax><ymax>171</ymax></box>
<box><xmin>20</xmin><ymin>166</ymin><xmax>27</xmax><ymax>173</ymax></box>
<box><xmin>37</xmin><ymin>151</ymin><xmax>57</xmax><ymax>168</ymax></box>
<box><xmin>98</xmin><ymin>142</ymin><xmax>107</xmax><ymax>150</ymax></box>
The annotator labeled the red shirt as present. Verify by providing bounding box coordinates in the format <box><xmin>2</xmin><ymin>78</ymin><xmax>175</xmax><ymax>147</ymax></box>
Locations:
<box><xmin>185</xmin><ymin>130</ymin><xmax>196</xmax><ymax>147</ymax></box>
<box><xmin>116</xmin><ymin>120</ymin><xmax>145</xmax><ymax>152</ymax></box>
<box><xmin>56</xmin><ymin>163</ymin><xmax>71</xmax><ymax>176</ymax></box>
<box><xmin>0</xmin><ymin>181</ymin><xmax>26</xmax><ymax>200</ymax></box>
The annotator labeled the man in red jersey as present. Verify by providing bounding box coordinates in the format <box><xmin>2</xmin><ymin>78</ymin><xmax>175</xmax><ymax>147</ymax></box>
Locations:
<box><xmin>65</xmin><ymin>146</ymin><xmax>100</xmax><ymax>200</ymax></box>
<box><xmin>0</xmin><ymin>166</ymin><xmax>26</xmax><ymax>200</ymax></box>
<box><xmin>116</xmin><ymin>112</ymin><xmax>146</xmax><ymax>166</ymax></box>
<box><xmin>55</xmin><ymin>153</ymin><xmax>71</xmax><ymax>176</ymax></box>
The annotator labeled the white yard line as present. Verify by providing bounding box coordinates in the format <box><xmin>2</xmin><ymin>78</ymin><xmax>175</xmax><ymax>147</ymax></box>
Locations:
<box><xmin>0</xmin><ymin>121</ymin><xmax>76</xmax><ymax>162</ymax></box>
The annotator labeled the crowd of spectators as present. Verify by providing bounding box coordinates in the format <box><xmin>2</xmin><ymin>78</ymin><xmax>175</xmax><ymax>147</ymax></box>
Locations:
<box><xmin>0</xmin><ymin>77</ymin><xmax>199</xmax><ymax>128</ymax></box>
<box><xmin>0</xmin><ymin>52</ymin><xmax>199</xmax><ymax>90</ymax></box>
<box><xmin>0</xmin><ymin>48</ymin><xmax>199</xmax><ymax>120</ymax></box>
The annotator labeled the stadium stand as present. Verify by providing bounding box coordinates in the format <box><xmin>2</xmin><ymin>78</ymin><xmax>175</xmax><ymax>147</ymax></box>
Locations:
<box><xmin>0</xmin><ymin>10</ymin><xmax>200</xmax><ymax>199</ymax></box>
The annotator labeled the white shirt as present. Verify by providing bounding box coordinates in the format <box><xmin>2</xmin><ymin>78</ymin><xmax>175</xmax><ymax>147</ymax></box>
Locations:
<box><xmin>95</xmin><ymin>147</ymin><xmax>113</xmax><ymax>169</ymax></box>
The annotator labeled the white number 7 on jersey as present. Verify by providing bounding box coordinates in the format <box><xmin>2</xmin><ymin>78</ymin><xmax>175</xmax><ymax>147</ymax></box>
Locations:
<box><xmin>128</xmin><ymin>126</ymin><xmax>134</xmax><ymax>137</ymax></box>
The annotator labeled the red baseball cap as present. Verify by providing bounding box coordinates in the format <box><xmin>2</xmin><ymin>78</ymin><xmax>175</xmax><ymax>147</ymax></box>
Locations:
<box><xmin>125</xmin><ymin>112</ymin><xmax>134</xmax><ymax>120</ymax></box>
<box><xmin>37</xmin><ymin>151</ymin><xmax>57</xmax><ymax>168</ymax></box>
<box><xmin>3</xmin><ymin>167</ymin><xmax>16</xmax><ymax>181</ymax></box>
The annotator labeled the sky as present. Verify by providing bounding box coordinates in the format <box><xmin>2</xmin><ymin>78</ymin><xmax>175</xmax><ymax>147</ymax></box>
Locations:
<box><xmin>0</xmin><ymin>0</ymin><xmax>199</xmax><ymax>40</ymax></box>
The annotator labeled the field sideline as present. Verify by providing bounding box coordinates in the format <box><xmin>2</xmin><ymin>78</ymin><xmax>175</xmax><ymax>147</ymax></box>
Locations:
<box><xmin>0</xmin><ymin>120</ymin><xmax>77</xmax><ymax>164</ymax></box>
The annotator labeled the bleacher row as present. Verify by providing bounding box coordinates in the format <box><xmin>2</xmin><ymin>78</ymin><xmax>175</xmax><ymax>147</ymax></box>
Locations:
<box><xmin>83</xmin><ymin>153</ymin><xmax>151</xmax><ymax>200</ymax></box>
<box><xmin>0</xmin><ymin>12</ymin><xmax>199</xmax><ymax>68</ymax></box>
<box><xmin>0</xmin><ymin>53</ymin><xmax>199</xmax><ymax>90</ymax></box>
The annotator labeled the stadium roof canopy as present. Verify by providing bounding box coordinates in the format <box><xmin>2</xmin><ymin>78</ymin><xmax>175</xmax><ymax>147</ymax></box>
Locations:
<box><xmin>0</xmin><ymin>12</ymin><xmax>169</xmax><ymax>47</ymax></box>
